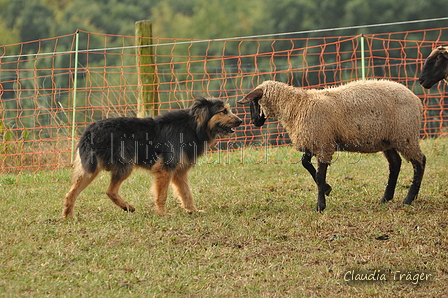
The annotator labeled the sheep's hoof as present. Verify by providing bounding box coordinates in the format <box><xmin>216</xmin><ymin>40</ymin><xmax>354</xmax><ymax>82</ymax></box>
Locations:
<box><xmin>403</xmin><ymin>196</ymin><xmax>415</xmax><ymax>205</ymax></box>
<box><xmin>315</xmin><ymin>203</ymin><xmax>326</xmax><ymax>212</ymax></box>
<box><xmin>380</xmin><ymin>196</ymin><xmax>392</xmax><ymax>204</ymax></box>
<box><xmin>324</xmin><ymin>184</ymin><xmax>332</xmax><ymax>196</ymax></box>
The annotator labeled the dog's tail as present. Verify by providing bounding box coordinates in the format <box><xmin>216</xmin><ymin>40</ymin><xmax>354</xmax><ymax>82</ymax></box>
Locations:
<box><xmin>77</xmin><ymin>130</ymin><xmax>98</xmax><ymax>174</ymax></box>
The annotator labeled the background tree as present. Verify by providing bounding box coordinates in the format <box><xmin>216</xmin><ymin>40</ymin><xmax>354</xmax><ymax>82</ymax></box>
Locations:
<box><xmin>0</xmin><ymin>0</ymin><xmax>447</xmax><ymax>44</ymax></box>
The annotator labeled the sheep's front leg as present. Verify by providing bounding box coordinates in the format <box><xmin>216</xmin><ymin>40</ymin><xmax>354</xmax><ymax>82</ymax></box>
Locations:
<box><xmin>315</xmin><ymin>161</ymin><xmax>330</xmax><ymax>212</ymax></box>
<box><xmin>380</xmin><ymin>148</ymin><xmax>402</xmax><ymax>203</ymax></box>
<box><xmin>301</xmin><ymin>152</ymin><xmax>332</xmax><ymax>196</ymax></box>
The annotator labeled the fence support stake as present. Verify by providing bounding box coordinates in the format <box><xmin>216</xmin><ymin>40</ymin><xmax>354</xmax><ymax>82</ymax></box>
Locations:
<box><xmin>70</xmin><ymin>30</ymin><xmax>80</xmax><ymax>163</ymax></box>
<box><xmin>135</xmin><ymin>20</ymin><xmax>157</xmax><ymax>118</ymax></box>
<box><xmin>360</xmin><ymin>34</ymin><xmax>366</xmax><ymax>80</ymax></box>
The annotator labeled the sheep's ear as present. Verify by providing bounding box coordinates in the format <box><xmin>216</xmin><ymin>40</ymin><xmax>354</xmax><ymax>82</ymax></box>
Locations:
<box><xmin>237</xmin><ymin>88</ymin><xmax>263</xmax><ymax>104</ymax></box>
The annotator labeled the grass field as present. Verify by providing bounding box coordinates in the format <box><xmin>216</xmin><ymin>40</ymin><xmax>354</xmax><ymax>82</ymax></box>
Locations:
<box><xmin>1</xmin><ymin>138</ymin><xmax>447</xmax><ymax>297</ymax></box>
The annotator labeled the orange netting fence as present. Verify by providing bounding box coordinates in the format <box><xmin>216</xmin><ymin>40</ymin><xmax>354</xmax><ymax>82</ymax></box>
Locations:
<box><xmin>1</xmin><ymin>26</ymin><xmax>448</xmax><ymax>178</ymax></box>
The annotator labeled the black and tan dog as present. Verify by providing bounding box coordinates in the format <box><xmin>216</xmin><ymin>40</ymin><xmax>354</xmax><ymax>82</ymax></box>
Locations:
<box><xmin>62</xmin><ymin>97</ymin><xmax>242</xmax><ymax>217</ymax></box>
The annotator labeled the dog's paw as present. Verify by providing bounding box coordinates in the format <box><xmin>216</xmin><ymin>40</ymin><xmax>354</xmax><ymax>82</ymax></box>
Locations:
<box><xmin>186</xmin><ymin>209</ymin><xmax>206</xmax><ymax>214</ymax></box>
<box><xmin>122</xmin><ymin>204</ymin><xmax>135</xmax><ymax>213</ymax></box>
<box><xmin>155</xmin><ymin>206</ymin><xmax>167</xmax><ymax>216</ymax></box>
<box><xmin>62</xmin><ymin>208</ymin><xmax>74</xmax><ymax>219</ymax></box>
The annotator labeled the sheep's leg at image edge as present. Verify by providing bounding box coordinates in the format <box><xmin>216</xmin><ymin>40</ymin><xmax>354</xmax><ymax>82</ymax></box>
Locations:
<box><xmin>315</xmin><ymin>161</ymin><xmax>330</xmax><ymax>212</ymax></box>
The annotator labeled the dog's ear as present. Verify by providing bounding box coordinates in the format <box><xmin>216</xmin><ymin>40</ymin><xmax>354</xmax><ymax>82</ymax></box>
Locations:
<box><xmin>191</xmin><ymin>97</ymin><xmax>210</xmax><ymax>109</ymax></box>
<box><xmin>191</xmin><ymin>97</ymin><xmax>211</xmax><ymax>129</ymax></box>
<box><xmin>237</xmin><ymin>88</ymin><xmax>263</xmax><ymax>104</ymax></box>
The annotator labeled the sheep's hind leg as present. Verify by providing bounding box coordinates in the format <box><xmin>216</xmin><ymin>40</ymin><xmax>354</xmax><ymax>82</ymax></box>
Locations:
<box><xmin>315</xmin><ymin>161</ymin><xmax>330</xmax><ymax>212</ymax></box>
<box><xmin>403</xmin><ymin>155</ymin><xmax>426</xmax><ymax>205</ymax></box>
<box><xmin>380</xmin><ymin>148</ymin><xmax>402</xmax><ymax>203</ymax></box>
<box><xmin>301</xmin><ymin>152</ymin><xmax>332</xmax><ymax>196</ymax></box>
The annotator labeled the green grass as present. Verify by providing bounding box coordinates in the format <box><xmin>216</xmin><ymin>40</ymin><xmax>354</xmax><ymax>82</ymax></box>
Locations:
<box><xmin>1</xmin><ymin>139</ymin><xmax>447</xmax><ymax>297</ymax></box>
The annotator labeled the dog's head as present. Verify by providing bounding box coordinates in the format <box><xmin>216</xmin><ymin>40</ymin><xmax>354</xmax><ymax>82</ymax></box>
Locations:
<box><xmin>190</xmin><ymin>97</ymin><xmax>242</xmax><ymax>139</ymax></box>
<box><xmin>237</xmin><ymin>88</ymin><xmax>266</xmax><ymax>126</ymax></box>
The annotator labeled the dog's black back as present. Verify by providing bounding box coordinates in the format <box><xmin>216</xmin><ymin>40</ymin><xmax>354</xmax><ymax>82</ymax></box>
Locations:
<box><xmin>77</xmin><ymin>98</ymin><xmax>232</xmax><ymax>176</ymax></box>
<box><xmin>78</xmin><ymin>110</ymin><xmax>207</xmax><ymax>174</ymax></box>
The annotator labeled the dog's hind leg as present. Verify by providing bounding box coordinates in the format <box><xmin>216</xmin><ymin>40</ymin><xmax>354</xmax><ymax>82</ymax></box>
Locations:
<box><xmin>171</xmin><ymin>167</ymin><xmax>200</xmax><ymax>213</ymax></box>
<box><xmin>63</xmin><ymin>169</ymin><xmax>99</xmax><ymax>218</ymax></box>
<box><xmin>106</xmin><ymin>169</ymin><xmax>136</xmax><ymax>213</ymax></box>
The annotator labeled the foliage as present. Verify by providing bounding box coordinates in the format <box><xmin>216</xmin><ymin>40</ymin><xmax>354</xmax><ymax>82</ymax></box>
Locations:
<box><xmin>1</xmin><ymin>0</ymin><xmax>448</xmax><ymax>48</ymax></box>
<box><xmin>0</xmin><ymin>138</ymin><xmax>447</xmax><ymax>296</ymax></box>
<box><xmin>1</xmin><ymin>0</ymin><xmax>448</xmax><ymax>105</ymax></box>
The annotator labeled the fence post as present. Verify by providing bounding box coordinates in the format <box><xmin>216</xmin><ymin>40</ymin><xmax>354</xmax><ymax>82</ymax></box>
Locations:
<box><xmin>360</xmin><ymin>34</ymin><xmax>366</xmax><ymax>80</ymax></box>
<box><xmin>70</xmin><ymin>30</ymin><xmax>80</xmax><ymax>163</ymax></box>
<box><xmin>135</xmin><ymin>20</ymin><xmax>158</xmax><ymax>118</ymax></box>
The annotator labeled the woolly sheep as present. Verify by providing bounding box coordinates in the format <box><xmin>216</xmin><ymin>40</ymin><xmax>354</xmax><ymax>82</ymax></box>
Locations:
<box><xmin>419</xmin><ymin>46</ymin><xmax>448</xmax><ymax>89</ymax></box>
<box><xmin>238</xmin><ymin>79</ymin><xmax>426</xmax><ymax>211</ymax></box>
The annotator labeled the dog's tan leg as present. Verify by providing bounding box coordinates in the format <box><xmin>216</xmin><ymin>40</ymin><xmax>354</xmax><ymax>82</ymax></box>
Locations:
<box><xmin>171</xmin><ymin>168</ymin><xmax>200</xmax><ymax>213</ymax></box>
<box><xmin>106</xmin><ymin>172</ymin><xmax>136</xmax><ymax>213</ymax></box>
<box><xmin>62</xmin><ymin>170</ymin><xmax>99</xmax><ymax>218</ymax></box>
<box><xmin>151</xmin><ymin>162</ymin><xmax>173</xmax><ymax>216</ymax></box>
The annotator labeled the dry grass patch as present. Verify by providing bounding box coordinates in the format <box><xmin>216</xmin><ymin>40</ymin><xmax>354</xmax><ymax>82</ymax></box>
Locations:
<box><xmin>0</xmin><ymin>138</ymin><xmax>447</xmax><ymax>297</ymax></box>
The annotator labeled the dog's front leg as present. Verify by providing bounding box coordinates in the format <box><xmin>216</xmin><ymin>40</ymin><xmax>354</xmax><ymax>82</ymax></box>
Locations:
<box><xmin>152</xmin><ymin>167</ymin><xmax>173</xmax><ymax>216</ymax></box>
<box><xmin>171</xmin><ymin>168</ymin><xmax>201</xmax><ymax>213</ymax></box>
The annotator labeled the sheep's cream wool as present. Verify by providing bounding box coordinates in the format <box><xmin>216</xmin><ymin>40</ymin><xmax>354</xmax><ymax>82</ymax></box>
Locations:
<box><xmin>252</xmin><ymin>79</ymin><xmax>424</xmax><ymax>164</ymax></box>
<box><xmin>239</xmin><ymin>79</ymin><xmax>426</xmax><ymax>211</ymax></box>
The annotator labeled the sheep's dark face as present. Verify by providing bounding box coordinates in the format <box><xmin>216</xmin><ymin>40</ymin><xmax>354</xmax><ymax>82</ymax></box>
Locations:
<box><xmin>237</xmin><ymin>88</ymin><xmax>267</xmax><ymax>127</ymax></box>
<box><xmin>249</xmin><ymin>97</ymin><xmax>266</xmax><ymax>126</ymax></box>
<box><xmin>419</xmin><ymin>46</ymin><xmax>448</xmax><ymax>89</ymax></box>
